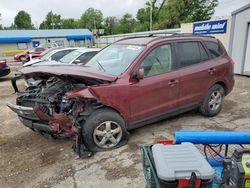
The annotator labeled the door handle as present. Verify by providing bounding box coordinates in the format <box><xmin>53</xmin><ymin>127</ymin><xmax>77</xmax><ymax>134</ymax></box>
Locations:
<box><xmin>208</xmin><ymin>68</ymin><xmax>216</xmax><ymax>75</ymax></box>
<box><xmin>168</xmin><ymin>79</ymin><xmax>179</xmax><ymax>86</ymax></box>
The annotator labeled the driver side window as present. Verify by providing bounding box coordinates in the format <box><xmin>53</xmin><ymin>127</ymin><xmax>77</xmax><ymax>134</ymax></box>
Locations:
<box><xmin>141</xmin><ymin>44</ymin><xmax>172</xmax><ymax>77</ymax></box>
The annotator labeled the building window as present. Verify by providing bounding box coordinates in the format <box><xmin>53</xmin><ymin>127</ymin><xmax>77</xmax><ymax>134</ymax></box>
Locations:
<box><xmin>17</xmin><ymin>43</ymin><xmax>28</xmax><ymax>50</ymax></box>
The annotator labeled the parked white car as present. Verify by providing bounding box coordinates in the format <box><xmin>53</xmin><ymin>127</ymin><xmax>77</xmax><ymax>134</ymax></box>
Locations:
<box><xmin>23</xmin><ymin>48</ymin><xmax>79</xmax><ymax>67</ymax></box>
<box><xmin>58</xmin><ymin>48</ymin><xmax>101</xmax><ymax>65</ymax></box>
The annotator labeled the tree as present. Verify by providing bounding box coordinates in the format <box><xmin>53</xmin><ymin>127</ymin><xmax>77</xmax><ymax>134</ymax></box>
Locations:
<box><xmin>104</xmin><ymin>16</ymin><xmax>119</xmax><ymax>35</ymax></box>
<box><xmin>79</xmin><ymin>8</ymin><xmax>103</xmax><ymax>30</ymax></box>
<box><xmin>0</xmin><ymin>24</ymin><xmax>3</xmax><ymax>30</ymax></box>
<box><xmin>14</xmin><ymin>10</ymin><xmax>33</xmax><ymax>29</ymax></box>
<box><xmin>117</xmin><ymin>13</ymin><xmax>136</xmax><ymax>34</ymax></box>
<box><xmin>61</xmin><ymin>18</ymin><xmax>79</xmax><ymax>29</ymax></box>
<box><xmin>135</xmin><ymin>8</ymin><xmax>150</xmax><ymax>31</ymax></box>
<box><xmin>157</xmin><ymin>0</ymin><xmax>218</xmax><ymax>28</ymax></box>
<box><xmin>39</xmin><ymin>11</ymin><xmax>62</xmax><ymax>29</ymax></box>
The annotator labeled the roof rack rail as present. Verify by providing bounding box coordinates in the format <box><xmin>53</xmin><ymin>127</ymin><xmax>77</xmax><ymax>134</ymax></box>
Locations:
<box><xmin>169</xmin><ymin>33</ymin><xmax>215</xmax><ymax>38</ymax></box>
<box><xmin>115</xmin><ymin>32</ymin><xmax>215</xmax><ymax>42</ymax></box>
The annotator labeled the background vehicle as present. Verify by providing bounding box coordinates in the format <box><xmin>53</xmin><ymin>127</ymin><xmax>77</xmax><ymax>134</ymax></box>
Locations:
<box><xmin>59</xmin><ymin>48</ymin><xmax>101</xmax><ymax>65</ymax></box>
<box><xmin>23</xmin><ymin>48</ymin><xmax>79</xmax><ymax>67</ymax></box>
<box><xmin>29</xmin><ymin>47</ymin><xmax>63</xmax><ymax>60</ymax></box>
<box><xmin>0</xmin><ymin>59</ymin><xmax>10</xmax><ymax>77</ymax></box>
<box><xmin>14</xmin><ymin>47</ymin><xmax>46</xmax><ymax>62</ymax></box>
<box><xmin>8</xmin><ymin>33</ymin><xmax>234</xmax><ymax>152</ymax></box>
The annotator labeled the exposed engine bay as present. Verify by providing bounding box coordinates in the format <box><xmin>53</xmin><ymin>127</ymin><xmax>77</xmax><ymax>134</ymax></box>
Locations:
<box><xmin>7</xmin><ymin>65</ymin><xmax>130</xmax><ymax>158</ymax></box>
<box><xmin>10</xmin><ymin>76</ymin><xmax>82</xmax><ymax>137</ymax></box>
<box><xmin>7</xmin><ymin>66</ymin><xmax>117</xmax><ymax>158</ymax></box>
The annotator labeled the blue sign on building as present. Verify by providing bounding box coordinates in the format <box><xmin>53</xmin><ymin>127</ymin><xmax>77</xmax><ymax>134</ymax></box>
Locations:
<box><xmin>32</xmin><ymin>41</ymin><xmax>40</xmax><ymax>47</ymax></box>
<box><xmin>193</xmin><ymin>19</ymin><xmax>227</xmax><ymax>35</ymax></box>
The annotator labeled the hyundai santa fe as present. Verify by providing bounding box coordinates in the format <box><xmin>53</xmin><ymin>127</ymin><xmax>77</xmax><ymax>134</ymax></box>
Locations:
<box><xmin>8</xmin><ymin>33</ymin><xmax>234</xmax><ymax>152</ymax></box>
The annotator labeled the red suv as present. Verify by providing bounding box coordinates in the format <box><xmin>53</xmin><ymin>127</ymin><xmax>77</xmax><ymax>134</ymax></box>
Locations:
<box><xmin>8</xmin><ymin>34</ymin><xmax>234</xmax><ymax>152</ymax></box>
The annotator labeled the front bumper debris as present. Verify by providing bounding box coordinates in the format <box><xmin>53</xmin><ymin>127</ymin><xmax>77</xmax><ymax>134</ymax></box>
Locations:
<box><xmin>7</xmin><ymin>102</ymin><xmax>94</xmax><ymax>159</ymax></box>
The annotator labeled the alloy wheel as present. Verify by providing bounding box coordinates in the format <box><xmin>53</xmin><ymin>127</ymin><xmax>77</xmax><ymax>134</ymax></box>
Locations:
<box><xmin>93</xmin><ymin>121</ymin><xmax>123</xmax><ymax>149</ymax></box>
<box><xmin>209</xmin><ymin>91</ymin><xmax>222</xmax><ymax>112</ymax></box>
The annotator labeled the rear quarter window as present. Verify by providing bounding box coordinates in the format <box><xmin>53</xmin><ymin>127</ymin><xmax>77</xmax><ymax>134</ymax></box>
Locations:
<box><xmin>204</xmin><ymin>41</ymin><xmax>224</xmax><ymax>58</ymax></box>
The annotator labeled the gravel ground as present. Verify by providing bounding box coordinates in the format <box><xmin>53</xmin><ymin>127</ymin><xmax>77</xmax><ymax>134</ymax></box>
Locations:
<box><xmin>0</xmin><ymin>61</ymin><xmax>250</xmax><ymax>188</ymax></box>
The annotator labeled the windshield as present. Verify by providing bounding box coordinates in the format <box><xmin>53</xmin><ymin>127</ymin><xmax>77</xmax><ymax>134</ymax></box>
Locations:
<box><xmin>40</xmin><ymin>50</ymin><xmax>55</xmax><ymax>60</ymax></box>
<box><xmin>85</xmin><ymin>44</ymin><xmax>145</xmax><ymax>76</ymax></box>
<box><xmin>60</xmin><ymin>51</ymin><xmax>81</xmax><ymax>64</ymax></box>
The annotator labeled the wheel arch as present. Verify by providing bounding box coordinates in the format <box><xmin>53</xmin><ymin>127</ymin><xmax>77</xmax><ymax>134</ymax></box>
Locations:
<box><xmin>213</xmin><ymin>81</ymin><xmax>228</xmax><ymax>95</ymax></box>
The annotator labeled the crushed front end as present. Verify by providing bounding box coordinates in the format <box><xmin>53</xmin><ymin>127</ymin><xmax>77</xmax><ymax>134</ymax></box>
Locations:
<box><xmin>7</xmin><ymin>66</ymin><xmax>116</xmax><ymax>158</ymax></box>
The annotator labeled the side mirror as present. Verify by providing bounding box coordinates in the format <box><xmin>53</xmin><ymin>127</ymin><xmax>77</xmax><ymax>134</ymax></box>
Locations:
<box><xmin>132</xmin><ymin>67</ymin><xmax>144</xmax><ymax>80</ymax></box>
<box><xmin>138</xmin><ymin>68</ymin><xmax>144</xmax><ymax>80</ymax></box>
<box><xmin>74</xmin><ymin>59</ymin><xmax>81</xmax><ymax>64</ymax></box>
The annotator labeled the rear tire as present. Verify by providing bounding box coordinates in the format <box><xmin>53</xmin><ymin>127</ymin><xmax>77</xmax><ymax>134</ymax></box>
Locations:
<box><xmin>82</xmin><ymin>108</ymin><xmax>129</xmax><ymax>152</ymax></box>
<box><xmin>199</xmin><ymin>84</ymin><xmax>225</xmax><ymax>117</ymax></box>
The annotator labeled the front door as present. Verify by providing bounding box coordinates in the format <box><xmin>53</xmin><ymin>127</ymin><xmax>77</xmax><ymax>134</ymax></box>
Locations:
<box><xmin>128</xmin><ymin>44</ymin><xmax>179</xmax><ymax>123</ymax></box>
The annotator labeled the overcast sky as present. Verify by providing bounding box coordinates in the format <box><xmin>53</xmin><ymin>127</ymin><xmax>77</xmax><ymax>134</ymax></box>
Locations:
<box><xmin>0</xmin><ymin>0</ymin><xmax>249</xmax><ymax>27</ymax></box>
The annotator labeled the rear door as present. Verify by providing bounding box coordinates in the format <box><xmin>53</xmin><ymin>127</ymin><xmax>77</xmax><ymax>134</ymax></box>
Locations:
<box><xmin>128</xmin><ymin>44</ymin><xmax>180</xmax><ymax>123</ymax></box>
<box><xmin>174</xmin><ymin>40</ymin><xmax>218</xmax><ymax>107</ymax></box>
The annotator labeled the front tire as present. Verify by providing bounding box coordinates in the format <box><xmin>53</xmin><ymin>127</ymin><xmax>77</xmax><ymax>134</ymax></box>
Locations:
<box><xmin>82</xmin><ymin>108</ymin><xmax>129</xmax><ymax>152</ymax></box>
<box><xmin>199</xmin><ymin>84</ymin><xmax>225</xmax><ymax>117</ymax></box>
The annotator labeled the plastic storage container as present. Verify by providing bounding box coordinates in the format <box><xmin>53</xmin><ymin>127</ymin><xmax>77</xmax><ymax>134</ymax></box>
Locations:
<box><xmin>152</xmin><ymin>142</ymin><xmax>214</xmax><ymax>188</ymax></box>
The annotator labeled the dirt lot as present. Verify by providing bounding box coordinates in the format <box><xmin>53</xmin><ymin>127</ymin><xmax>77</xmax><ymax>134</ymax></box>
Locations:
<box><xmin>0</xmin><ymin>62</ymin><xmax>250</xmax><ymax>188</ymax></box>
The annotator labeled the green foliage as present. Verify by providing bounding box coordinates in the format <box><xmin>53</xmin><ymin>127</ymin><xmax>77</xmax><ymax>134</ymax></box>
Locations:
<box><xmin>104</xmin><ymin>16</ymin><xmax>119</xmax><ymax>35</ymax></box>
<box><xmin>14</xmin><ymin>10</ymin><xmax>33</xmax><ymax>29</ymax></box>
<box><xmin>79</xmin><ymin>8</ymin><xmax>103</xmax><ymax>30</ymax></box>
<box><xmin>157</xmin><ymin>0</ymin><xmax>218</xmax><ymax>28</ymax></box>
<box><xmin>61</xmin><ymin>18</ymin><xmax>79</xmax><ymax>29</ymax></box>
<box><xmin>3</xmin><ymin>0</ymin><xmax>218</xmax><ymax>33</ymax></box>
<box><xmin>0</xmin><ymin>24</ymin><xmax>3</xmax><ymax>30</ymax></box>
<box><xmin>39</xmin><ymin>11</ymin><xmax>62</xmax><ymax>29</ymax></box>
<box><xmin>116</xmin><ymin>13</ymin><xmax>136</xmax><ymax>34</ymax></box>
<box><xmin>135</xmin><ymin>8</ymin><xmax>150</xmax><ymax>31</ymax></box>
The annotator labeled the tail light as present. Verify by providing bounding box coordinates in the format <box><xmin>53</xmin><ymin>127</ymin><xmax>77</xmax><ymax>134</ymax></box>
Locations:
<box><xmin>0</xmin><ymin>60</ymin><xmax>7</xmax><ymax>65</ymax></box>
<box><xmin>229</xmin><ymin>57</ymin><xmax>235</xmax><ymax>65</ymax></box>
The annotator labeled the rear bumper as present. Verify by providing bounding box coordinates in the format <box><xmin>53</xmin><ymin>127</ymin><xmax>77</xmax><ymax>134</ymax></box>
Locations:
<box><xmin>0</xmin><ymin>67</ymin><xmax>10</xmax><ymax>77</ymax></box>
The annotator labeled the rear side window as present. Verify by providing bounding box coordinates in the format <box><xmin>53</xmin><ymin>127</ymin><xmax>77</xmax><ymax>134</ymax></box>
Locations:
<box><xmin>204</xmin><ymin>41</ymin><xmax>224</xmax><ymax>58</ymax></box>
<box><xmin>76</xmin><ymin>51</ymin><xmax>98</xmax><ymax>64</ymax></box>
<box><xmin>176</xmin><ymin>42</ymin><xmax>209</xmax><ymax>68</ymax></box>
<box><xmin>51</xmin><ymin>51</ymin><xmax>68</xmax><ymax>61</ymax></box>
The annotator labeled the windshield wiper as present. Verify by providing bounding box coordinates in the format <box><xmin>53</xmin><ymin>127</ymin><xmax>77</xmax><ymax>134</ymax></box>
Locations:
<box><xmin>96</xmin><ymin>60</ymin><xmax>106</xmax><ymax>72</ymax></box>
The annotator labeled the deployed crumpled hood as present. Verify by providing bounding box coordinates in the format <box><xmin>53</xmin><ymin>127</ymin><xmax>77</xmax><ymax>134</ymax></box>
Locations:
<box><xmin>19</xmin><ymin>65</ymin><xmax>117</xmax><ymax>82</ymax></box>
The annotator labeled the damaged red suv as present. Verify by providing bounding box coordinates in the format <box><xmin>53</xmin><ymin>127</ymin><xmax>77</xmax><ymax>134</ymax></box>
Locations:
<box><xmin>8</xmin><ymin>34</ymin><xmax>234</xmax><ymax>152</ymax></box>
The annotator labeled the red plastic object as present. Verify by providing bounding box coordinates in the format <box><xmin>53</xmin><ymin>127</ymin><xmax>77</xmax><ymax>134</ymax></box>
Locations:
<box><xmin>178</xmin><ymin>179</ymin><xmax>201</xmax><ymax>188</ymax></box>
<box><xmin>156</xmin><ymin>139</ymin><xmax>173</xmax><ymax>145</ymax></box>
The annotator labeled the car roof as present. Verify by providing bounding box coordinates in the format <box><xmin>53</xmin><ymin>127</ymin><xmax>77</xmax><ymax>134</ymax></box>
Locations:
<box><xmin>75</xmin><ymin>48</ymin><xmax>102</xmax><ymax>53</ymax></box>
<box><xmin>115</xmin><ymin>33</ymin><xmax>218</xmax><ymax>46</ymax></box>
<box><xmin>52</xmin><ymin>47</ymin><xmax>79</xmax><ymax>52</ymax></box>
